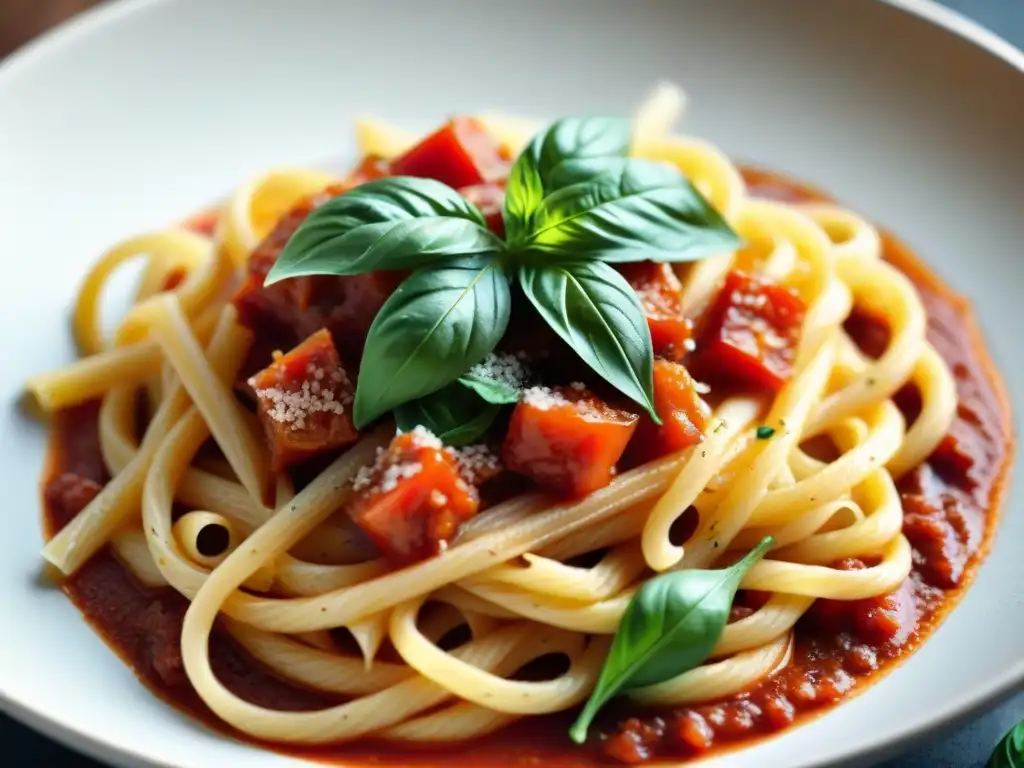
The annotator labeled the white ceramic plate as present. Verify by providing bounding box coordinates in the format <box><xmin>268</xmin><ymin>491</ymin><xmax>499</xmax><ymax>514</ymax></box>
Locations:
<box><xmin>1</xmin><ymin>1</ymin><xmax>1022</xmax><ymax>766</ymax></box>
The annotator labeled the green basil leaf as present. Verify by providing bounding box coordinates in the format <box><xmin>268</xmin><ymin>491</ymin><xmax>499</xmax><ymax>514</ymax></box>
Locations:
<box><xmin>569</xmin><ymin>536</ymin><xmax>774</xmax><ymax>744</ymax></box>
<box><xmin>394</xmin><ymin>383</ymin><xmax>502</xmax><ymax>446</ymax></box>
<box><xmin>519</xmin><ymin>260</ymin><xmax>658</xmax><ymax>422</ymax></box>
<box><xmin>265</xmin><ymin>176</ymin><xmax>501</xmax><ymax>283</ymax></box>
<box><xmin>504</xmin><ymin>116</ymin><xmax>630</xmax><ymax>245</ymax></box>
<box><xmin>503</xmin><ymin>154</ymin><xmax>545</xmax><ymax>247</ymax></box>
<box><xmin>459</xmin><ymin>372</ymin><xmax>521</xmax><ymax>405</ymax></box>
<box><xmin>525</xmin><ymin>157</ymin><xmax>740</xmax><ymax>264</ymax></box>
<box><xmin>353</xmin><ymin>256</ymin><xmax>511</xmax><ymax>427</ymax></box>
<box><xmin>989</xmin><ymin>721</ymin><xmax>1024</xmax><ymax>768</ymax></box>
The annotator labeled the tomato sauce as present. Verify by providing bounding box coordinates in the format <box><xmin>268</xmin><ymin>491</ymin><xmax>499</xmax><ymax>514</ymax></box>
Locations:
<box><xmin>40</xmin><ymin>167</ymin><xmax>1012</xmax><ymax>766</ymax></box>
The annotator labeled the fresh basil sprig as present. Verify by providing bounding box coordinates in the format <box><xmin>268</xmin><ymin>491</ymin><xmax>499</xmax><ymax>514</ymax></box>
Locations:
<box><xmin>569</xmin><ymin>536</ymin><xmax>774</xmax><ymax>744</ymax></box>
<box><xmin>265</xmin><ymin>114</ymin><xmax>740</xmax><ymax>429</ymax></box>
<box><xmin>989</xmin><ymin>721</ymin><xmax>1024</xmax><ymax>768</ymax></box>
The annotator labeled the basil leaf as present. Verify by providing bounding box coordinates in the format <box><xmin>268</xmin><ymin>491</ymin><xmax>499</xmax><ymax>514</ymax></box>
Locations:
<box><xmin>504</xmin><ymin>116</ymin><xmax>630</xmax><ymax>245</ymax></box>
<box><xmin>519</xmin><ymin>260</ymin><xmax>658</xmax><ymax>422</ymax></box>
<box><xmin>265</xmin><ymin>176</ymin><xmax>501</xmax><ymax>283</ymax></box>
<box><xmin>458</xmin><ymin>372</ymin><xmax>521</xmax><ymax>405</ymax></box>
<box><xmin>503</xmin><ymin>154</ymin><xmax>545</xmax><ymax>247</ymax></box>
<box><xmin>989</xmin><ymin>721</ymin><xmax>1024</xmax><ymax>768</ymax></box>
<box><xmin>394</xmin><ymin>383</ymin><xmax>501</xmax><ymax>446</ymax></box>
<box><xmin>569</xmin><ymin>536</ymin><xmax>774</xmax><ymax>744</ymax></box>
<box><xmin>526</xmin><ymin>158</ymin><xmax>740</xmax><ymax>264</ymax></box>
<box><xmin>353</xmin><ymin>256</ymin><xmax>511</xmax><ymax>427</ymax></box>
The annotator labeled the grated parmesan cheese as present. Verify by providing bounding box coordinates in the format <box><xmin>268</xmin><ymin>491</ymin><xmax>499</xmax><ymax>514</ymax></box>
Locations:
<box><xmin>352</xmin><ymin>447</ymin><xmax>386</xmax><ymax>491</ymax></box>
<box><xmin>521</xmin><ymin>386</ymin><xmax>570</xmax><ymax>410</ymax></box>
<box><xmin>450</xmin><ymin>443</ymin><xmax>500</xmax><ymax>482</ymax></box>
<box><xmin>467</xmin><ymin>352</ymin><xmax>531</xmax><ymax>389</ymax></box>
<box><xmin>407</xmin><ymin>424</ymin><xmax>442</xmax><ymax>450</ymax></box>
<box><xmin>379</xmin><ymin>461</ymin><xmax>423</xmax><ymax>493</ymax></box>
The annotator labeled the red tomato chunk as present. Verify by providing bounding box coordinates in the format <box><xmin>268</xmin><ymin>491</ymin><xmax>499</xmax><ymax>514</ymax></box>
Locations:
<box><xmin>346</xmin><ymin>154</ymin><xmax>391</xmax><ymax>186</ymax></box>
<box><xmin>629</xmin><ymin>359</ymin><xmax>708</xmax><ymax>463</ymax></box>
<box><xmin>501</xmin><ymin>386</ymin><xmax>639</xmax><ymax>498</ymax></box>
<box><xmin>459</xmin><ymin>182</ymin><xmax>506</xmax><ymax>237</ymax></box>
<box><xmin>249</xmin><ymin>329</ymin><xmax>358</xmax><ymax>471</ymax></box>
<box><xmin>620</xmin><ymin>261</ymin><xmax>693</xmax><ymax>362</ymax></box>
<box><xmin>347</xmin><ymin>429</ymin><xmax>480</xmax><ymax>564</ymax></box>
<box><xmin>390</xmin><ymin>117</ymin><xmax>509</xmax><ymax>189</ymax></box>
<box><xmin>688</xmin><ymin>270</ymin><xmax>805</xmax><ymax>393</ymax></box>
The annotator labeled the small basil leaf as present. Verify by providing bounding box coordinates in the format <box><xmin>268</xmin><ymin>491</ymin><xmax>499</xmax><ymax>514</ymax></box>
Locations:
<box><xmin>458</xmin><ymin>372</ymin><xmax>521</xmax><ymax>405</ymax></box>
<box><xmin>526</xmin><ymin>158</ymin><xmax>740</xmax><ymax>264</ymax></box>
<box><xmin>503</xmin><ymin>116</ymin><xmax>630</xmax><ymax>245</ymax></box>
<box><xmin>503</xmin><ymin>153</ymin><xmax>545</xmax><ymax>246</ymax></box>
<box><xmin>394</xmin><ymin>383</ymin><xmax>501</xmax><ymax>446</ymax></box>
<box><xmin>265</xmin><ymin>176</ymin><xmax>501</xmax><ymax>283</ymax></box>
<box><xmin>353</xmin><ymin>256</ymin><xmax>511</xmax><ymax>427</ymax></box>
<box><xmin>519</xmin><ymin>260</ymin><xmax>658</xmax><ymax>422</ymax></box>
<box><xmin>989</xmin><ymin>721</ymin><xmax>1024</xmax><ymax>768</ymax></box>
<box><xmin>569</xmin><ymin>536</ymin><xmax>774</xmax><ymax>744</ymax></box>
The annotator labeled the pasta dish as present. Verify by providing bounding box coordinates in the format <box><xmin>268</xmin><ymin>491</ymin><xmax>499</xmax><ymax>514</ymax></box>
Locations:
<box><xmin>26</xmin><ymin>84</ymin><xmax>1011</xmax><ymax>764</ymax></box>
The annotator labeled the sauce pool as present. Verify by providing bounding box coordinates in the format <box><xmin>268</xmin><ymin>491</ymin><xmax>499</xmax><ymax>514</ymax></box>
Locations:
<box><xmin>40</xmin><ymin>167</ymin><xmax>1013</xmax><ymax>766</ymax></box>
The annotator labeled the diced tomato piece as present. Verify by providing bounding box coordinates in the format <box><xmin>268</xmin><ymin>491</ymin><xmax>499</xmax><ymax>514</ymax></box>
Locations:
<box><xmin>347</xmin><ymin>429</ymin><xmax>480</xmax><ymax>564</ymax></box>
<box><xmin>501</xmin><ymin>386</ymin><xmax>639</xmax><ymax>498</ymax></box>
<box><xmin>345</xmin><ymin>155</ymin><xmax>391</xmax><ymax>186</ymax></box>
<box><xmin>619</xmin><ymin>262</ymin><xmax>693</xmax><ymax>362</ymax></box>
<box><xmin>459</xmin><ymin>182</ymin><xmax>506</xmax><ymax>237</ymax></box>
<box><xmin>391</xmin><ymin>117</ymin><xmax>509</xmax><ymax>189</ymax></box>
<box><xmin>248</xmin><ymin>329</ymin><xmax>358</xmax><ymax>471</ymax></box>
<box><xmin>628</xmin><ymin>359</ymin><xmax>709</xmax><ymax>463</ymax></box>
<box><xmin>181</xmin><ymin>209</ymin><xmax>219</xmax><ymax>237</ymax></box>
<box><xmin>688</xmin><ymin>270</ymin><xmax>805</xmax><ymax>393</ymax></box>
<box><xmin>232</xmin><ymin>185</ymin><xmax>403</xmax><ymax>365</ymax></box>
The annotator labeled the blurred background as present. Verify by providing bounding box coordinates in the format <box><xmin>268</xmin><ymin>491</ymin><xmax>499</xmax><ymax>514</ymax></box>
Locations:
<box><xmin>1</xmin><ymin>0</ymin><xmax>1022</xmax><ymax>766</ymax></box>
<box><xmin>1</xmin><ymin>0</ymin><xmax>1023</xmax><ymax>59</ymax></box>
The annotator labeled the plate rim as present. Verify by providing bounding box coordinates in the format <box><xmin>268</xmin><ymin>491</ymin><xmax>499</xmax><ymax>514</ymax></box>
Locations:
<box><xmin>1</xmin><ymin>1</ymin><xmax>1022</xmax><ymax>767</ymax></box>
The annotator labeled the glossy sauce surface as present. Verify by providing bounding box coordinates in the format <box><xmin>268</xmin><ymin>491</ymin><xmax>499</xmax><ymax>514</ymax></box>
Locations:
<box><xmin>41</xmin><ymin>167</ymin><xmax>1012</xmax><ymax>766</ymax></box>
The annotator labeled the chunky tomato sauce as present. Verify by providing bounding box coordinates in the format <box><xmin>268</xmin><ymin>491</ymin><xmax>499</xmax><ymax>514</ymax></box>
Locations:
<box><xmin>40</xmin><ymin>167</ymin><xmax>1012</xmax><ymax>766</ymax></box>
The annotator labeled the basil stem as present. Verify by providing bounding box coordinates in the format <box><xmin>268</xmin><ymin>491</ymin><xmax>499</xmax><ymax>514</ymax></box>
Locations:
<box><xmin>569</xmin><ymin>536</ymin><xmax>774</xmax><ymax>744</ymax></box>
